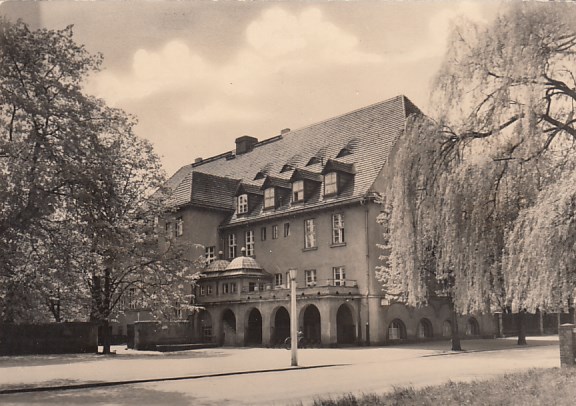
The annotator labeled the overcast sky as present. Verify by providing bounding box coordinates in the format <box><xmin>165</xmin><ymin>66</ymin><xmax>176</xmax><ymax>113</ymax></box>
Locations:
<box><xmin>1</xmin><ymin>0</ymin><xmax>505</xmax><ymax>176</ymax></box>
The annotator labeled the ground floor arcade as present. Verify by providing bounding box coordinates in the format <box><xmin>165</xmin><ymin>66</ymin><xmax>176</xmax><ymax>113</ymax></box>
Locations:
<box><xmin>191</xmin><ymin>296</ymin><xmax>496</xmax><ymax>347</ymax></box>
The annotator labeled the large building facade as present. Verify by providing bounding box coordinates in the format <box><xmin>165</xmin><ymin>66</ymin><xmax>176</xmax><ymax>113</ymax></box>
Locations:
<box><xmin>161</xmin><ymin>95</ymin><xmax>495</xmax><ymax>347</ymax></box>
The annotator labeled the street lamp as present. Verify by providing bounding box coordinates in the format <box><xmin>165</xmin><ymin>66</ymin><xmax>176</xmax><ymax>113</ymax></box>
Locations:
<box><xmin>289</xmin><ymin>268</ymin><xmax>298</xmax><ymax>367</ymax></box>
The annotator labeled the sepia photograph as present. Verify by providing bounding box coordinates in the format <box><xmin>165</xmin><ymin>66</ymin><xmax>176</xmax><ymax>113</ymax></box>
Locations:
<box><xmin>1</xmin><ymin>0</ymin><xmax>575</xmax><ymax>405</ymax></box>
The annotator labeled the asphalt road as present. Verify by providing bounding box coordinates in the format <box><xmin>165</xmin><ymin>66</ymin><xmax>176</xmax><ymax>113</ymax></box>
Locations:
<box><xmin>0</xmin><ymin>337</ymin><xmax>561</xmax><ymax>405</ymax></box>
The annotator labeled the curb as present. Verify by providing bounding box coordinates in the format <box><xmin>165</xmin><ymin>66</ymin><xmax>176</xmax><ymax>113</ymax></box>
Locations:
<box><xmin>0</xmin><ymin>363</ymin><xmax>347</xmax><ymax>395</ymax></box>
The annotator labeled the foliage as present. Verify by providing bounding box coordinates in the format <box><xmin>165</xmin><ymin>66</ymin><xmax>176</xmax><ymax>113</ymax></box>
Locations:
<box><xmin>0</xmin><ymin>19</ymin><xmax>199</xmax><ymax>329</ymax></box>
<box><xmin>377</xmin><ymin>3</ymin><xmax>576</xmax><ymax>316</ymax></box>
<box><xmin>310</xmin><ymin>368</ymin><xmax>576</xmax><ymax>406</ymax></box>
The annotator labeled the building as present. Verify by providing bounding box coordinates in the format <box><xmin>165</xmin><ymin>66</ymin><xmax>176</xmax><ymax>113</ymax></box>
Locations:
<box><xmin>160</xmin><ymin>95</ymin><xmax>495</xmax><ymax>347</ymax></box>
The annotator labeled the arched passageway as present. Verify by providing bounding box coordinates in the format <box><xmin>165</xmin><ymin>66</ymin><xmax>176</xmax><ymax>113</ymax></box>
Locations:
<box><xmin>336</xmin><ymin>304</ymin><xmax>355</xmax><ymax>344</ymax></box>
<box><xmin>198</xmin><ymin>310</ymin><xmax>213</xmax><ymax>343</ymax></box>
<box><xmin>222</xmin><ymin>309</ymin><xmax>236</xmax><ymax>346</ymax></box>
<box><xmin>246</xmin><ymin>308</ymin><xmax>263</xmax><ymax>345</ymax></box>
<box><xmin>387</xmin><ymin>319</ymin><xmax>407</xmax><ymax>341</ymax></box>
<box><xmin>466</xmin><ymin>317</ymin><xmax>480</xmax><ymax>336</ymax></box>
<box><xmin>302</xmin><ymin>305</ymin><xmax>321</xmax><ymax>345</ymax></box>
<box><xmin>442</xmin><ymin>320</ymin><xmax>452</xmax><ymax>337</ymax></box>
<box><xmin>273</xmin><ymin>307</ymin><xmax>290</xmax><ymax>345</ymax></box>
<box><xmin>417</xmin><ymin>318</ymin><xmax>433</xmax><ymax>339</ymax></box>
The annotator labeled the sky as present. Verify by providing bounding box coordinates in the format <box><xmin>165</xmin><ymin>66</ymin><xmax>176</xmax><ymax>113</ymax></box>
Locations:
<box><xmin>0</xmin><ymin>0</ymin><xmax>505</xmax><ymax>176</ymax></box>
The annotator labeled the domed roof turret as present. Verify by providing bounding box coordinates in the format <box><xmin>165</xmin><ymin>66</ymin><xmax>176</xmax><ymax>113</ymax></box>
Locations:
<box><xmin>226</xmin><ymin>256</ymin><xmax>262</xmax><ymax>271</ymax></box>
<box><xmin>206</xmin><ymin>259</ymin><xmax>230</xmax><ymax>272</ymax></box>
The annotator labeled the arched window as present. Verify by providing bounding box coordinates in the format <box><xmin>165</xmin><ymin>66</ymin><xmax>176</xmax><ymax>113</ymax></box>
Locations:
<box><xmin>466</xmin><ymin>318</ymin><xmax>480</xmax><ymax>336</ymax></box>
<box><xmin>418</xmin><ymin>318</ymin><xmax>433</xmax><ymax>339</ymax></box>
<box><xmin>388</xmin><ymin>319</ymin><xmax>407</xmax><ymax>340</ymax></box>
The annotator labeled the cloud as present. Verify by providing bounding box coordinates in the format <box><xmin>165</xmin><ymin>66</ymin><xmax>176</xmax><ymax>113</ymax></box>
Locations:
<box><xmin>87</xmin><ymin>6</ymin><xmax>383</xmax><ymax>108</ymax></box>
<box><xmin>181</xmin><ymin>101</ymin><xmax>261</xmax><ymax>124</ymax></box>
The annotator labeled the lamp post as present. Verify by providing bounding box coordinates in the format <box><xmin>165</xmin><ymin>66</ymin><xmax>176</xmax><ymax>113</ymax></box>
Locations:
<box><xmin>289</xmin><ymin>268</ymin><xmax>298</xmax><ymax>367</ymax></box>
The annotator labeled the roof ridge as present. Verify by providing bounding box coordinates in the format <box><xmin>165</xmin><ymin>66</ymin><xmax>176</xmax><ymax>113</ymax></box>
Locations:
<box><xmin>186</xmin><ymin>95</ymin><xmax>412</xmax><ymax>171</ymax></box>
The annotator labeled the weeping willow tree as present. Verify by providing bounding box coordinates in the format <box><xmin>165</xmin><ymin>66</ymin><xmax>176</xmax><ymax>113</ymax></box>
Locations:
<box><xmin>378</xmin><ymin>2</ymin><xmax>576</xmax><ymax>348</ymax></box>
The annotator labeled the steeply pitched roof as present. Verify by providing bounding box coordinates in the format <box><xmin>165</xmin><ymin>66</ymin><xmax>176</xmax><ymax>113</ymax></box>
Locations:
<box><xmin>165</xmin><ymin>95</ymin><xmax>421</xmax><ymax>223</ymax></box>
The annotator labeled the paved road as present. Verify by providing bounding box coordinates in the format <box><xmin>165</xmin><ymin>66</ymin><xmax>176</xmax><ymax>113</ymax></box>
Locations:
<box><xmin>0</xmin><ymin>337</ymin><xmax>560</xmax><ymax>405</ymax></box>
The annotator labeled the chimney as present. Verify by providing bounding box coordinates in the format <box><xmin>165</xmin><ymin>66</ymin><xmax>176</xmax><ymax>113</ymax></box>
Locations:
<box><xmin>235</xmin><ymin>135</ymin><xmax>258</xmax><ymax>155</ymax></box>
<box><xmin>194</xmin><ymin>157</ymin><xmax>203</xmax><ymax>164</ymax></box>
<box><xmin>281</xmin><ymin>128</ymin><xmax>290</xmax><ymax>135</ymax></box>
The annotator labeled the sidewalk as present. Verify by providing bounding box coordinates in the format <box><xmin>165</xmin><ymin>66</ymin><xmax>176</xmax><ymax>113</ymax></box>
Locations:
<box><xmin>0</xmin><ymin>336</ymin><xmax>559</xmax><ymax>394</ymax></box>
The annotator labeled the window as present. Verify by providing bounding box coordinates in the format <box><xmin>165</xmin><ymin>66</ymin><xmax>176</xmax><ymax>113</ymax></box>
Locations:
<box><xmin>275</xmin><ymin>273</ymin><xmax>283</xmax><ymax>287</ymax></box>
<box><xmin>245</xmin><ymin>230</ymin><xmax>255</xmax><ymax>256</ymax></box>
<box><xmin>332</xmin><ymin>213</ymin><xmax>345</xmax><ymax>244</ymax></box>
<box><xmin>333</xmin><ymin>266</ymin><xmax>346</xmax><ymax>286</ymax></box>
<box><xmin>304</xmin><ymin>219</ymin><xmax>316</xmax><ymax>249</ymax></box>
<box><xmin>176</xmin><ymin>217</ymin><xmax>183</xmax><ymax>236</ymax></box>
<box><xmin>324</xmin><ymin>172</ymin><xmax>338</xmax><ymax>195</ymax></box>
<box><xmin>272</xmin><ymin>225</ymin><xmax>279</xmax><ymax>239</ymax></box>
<box><xmin>230</xmin><ymin>283</ymin><xmax>237</xmax><ymax>293</ymax></box>
<box><xmin>165</xmin><ymin>222</ymin><xmax>174</xmax><ymax>239</ymax></box>
<box><xmin>283</xmin><ymin>222</ymin><xmax>290</xmax><ymax>237</ymax></box>
<box><xmin>261</xmin><ymin>227</ymin><xmax>267</xmax><ymax>241</ymax></box>
<box><xmin>237</xmin><ymin>194</ymin><xmax>248</xmax><ymax>214</ymax></box>
<box><xmin>259</xmin><ymin>283</ymin><xmax>265</xmax><ymax>292</ymax></box>
<box><xmin>205</xmin><ymin>246</ymin><xmax>216</xmax><ymax>264</ymax></box>
<box><xmin>200</xmin><ymin>285</ymin><xmax>206</xmax><ymax>296</ymax></box>
<box><xmin>292</xmin><ymin>180</ymin><xmax>304</xmax><ymax>202</ymax></box>
<box><xmin>228</xmin><ymin>234</ymin><xmax>237</xmax><ymax>258</ymax></box>
<box><xmin>305</xmin><ymin>270</ymin><xmax>317</xmax><ymax>287</ymax></box>
<box><xmin>222</xmin><ymin>283</ymin><xmax>229</xmax><ymax>294</ymax></box>
<box><xmin>388</xmin><ymin>319</ymin><xmax>407</xmax><ymax>340</ymax></box>
<box><xmin>264</xmin><ymin>187</ymin><xmax>275</xmax><ymax>209</ymax></box>
<box><xmin>206</xmin><ymin>285</ymin><xmax>213</xmax><ymax>295</ymax></box>
<box><xmin>127</xmin><ymin>287</ymin><xmax>137</xmax><ymax>309</ymax></box>
<box><xmin>249</xmin><ymin>282</ymin><xmax>256</xmax><ymax>292</ymax></box>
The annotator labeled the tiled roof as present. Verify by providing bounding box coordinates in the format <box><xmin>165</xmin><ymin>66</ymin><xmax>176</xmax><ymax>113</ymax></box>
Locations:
<box><xmin>290</xmin><ymin>168</ymin><xmax>322</xmax><ymax>183</ymax></box>
<box><xmin>165</xmin><ymin>95</ymin><xmax>421</xmax><ymax>223</ymax></box>
<box><xmin>261</xmin><ymin>176</ymin><xmax>292</xmax><ymax>190</ymax></box>
<box><xmin>321</xmin><ymin>159</ymin><xmax>356</xmax><ymax>175</ymax></box>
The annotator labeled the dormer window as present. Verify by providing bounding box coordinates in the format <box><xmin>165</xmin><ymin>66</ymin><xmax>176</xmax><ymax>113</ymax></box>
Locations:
<box><xmin>306</xmin><ymin>156</ymin><xmax>321</xmax><ymax>166</ymax></box>
<box><xmin>237</xmin><ymin>194</ymin><xmax>248</xmax><ymax>214</ymax></box>
<box><xmin>280</xmin><ymin>164</ymin><xmax>293</xmax><ymax>173</ymax></box>
<box><xmin>324</xmin><ymin>172</ymin><xmax>338</xmax><ymax>196</ymax></box>
<box><xmin>254</xmin><ymin>171</ymin><xmax>266</xmax><ymax>180</ymax></box>
<box><xmin>264</xmin><ymin>187</ymin><xmax>275</xmax><ymax>209</ymax></box>
<box><xmin>292</xmin><ymin>180</ymin><xmax>304</xmax><ymax>202</ymax></box>
<box><xmin>336</xmin><ymin>148</ymin><xmax>352</xmax><ymax>158</ymax></box>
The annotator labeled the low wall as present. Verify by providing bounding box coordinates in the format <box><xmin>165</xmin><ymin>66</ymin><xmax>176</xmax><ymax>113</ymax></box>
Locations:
<box><xmin>132</xmin><ymin>321</ymin><xmax>195</xmax><ymax>351</ymax></box>
<box><xmin>496</xmin><ymin>311</ymin><xmax>573</xmax><ymax>337</ymax></box>
<box><xmin>0</xmin><ymin>322</ymin><xmax>98</xmax><ymax>355</ymax></box>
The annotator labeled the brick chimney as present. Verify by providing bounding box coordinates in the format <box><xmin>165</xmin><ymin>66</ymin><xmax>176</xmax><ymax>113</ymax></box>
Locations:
<box><xmin>235</xmin><ymin>135</ymin><xmax>258</xmax><ymax>155</ymax></box>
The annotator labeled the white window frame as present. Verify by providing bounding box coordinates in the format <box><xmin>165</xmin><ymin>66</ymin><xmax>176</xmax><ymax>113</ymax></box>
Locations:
<box><xmin>165</xmin><ymin>222</ymin><xmax>174</xmax><ymax>239</ymax></box>
<box><xmin>261</xmin><ymin>227</ymin><xmax>266</xmax><ymax>241</ymax></box>
<box><xmin>222</xmin><ymin>283</ymin><xmax>229</xmax><ymax>294</ymax></box>
<box><xmin>230</xmin><ymin>283</ymin><xmax>237</xmax><ymax>293</ymax></box>
<box><xmin>305</xmin><ymin>269</ymin><xmax>317</xmax><ymax>287</ymax></box>
<box><xmin>275</xmin><ymin>273</ymin><xmax>283</xmax><ymax>287</ymax></box>
<box><xmin>292</xmin><ymin>180</ymin><xmax>304</xmax><ymax>202</ymax></box>
<box><xmin>206</xmin><ymin>285</ymin><xmax>213</xmax><ymax>295</ymax></box>
<box><xmin>283</xmin><ymin>222</ymin><xmax>290</xmax><ymax>237</ymax></box>
<box><xmin>324</xmin><ymin>172</ymin><xmax>338</xmax><ymax>195</ymax></box>
<box><xmin>237</xmin><ymin>194</ymin><xmax>248</xmax><ymax>214</ymax></box>
<box><xmin>200</xmin><ymin>285</ymin><xmax>206</xmax><ymax>296</ymax></box>
<box><xmin>264</xmin><ymin>187</ymin><xmax>275</xmax><ymax>209</ymax></box>
<box><xmin>176</xmin><ymin>216</ymin><xmax>184</xmax><ymax>236</ymax></box>
<box><xmin>228</xmin><ymin>233</ymin><xmax>237</xmax><ymax>258</ymax></box>
<box><xmin>304</xmin><ymin>218</ymin><xmax>316</xmax><ymax>249</ymax></box>
<box><xmin>332</xmin><ymin>213</ymin><xmax>345</xmax><ymax>244</ymax></box>
<box><xmin>272</xmin><ymin>225</ymin><xmax>279</xmax><ymax>239</ymax></box>
<box><xmin>333</xmin><ymin>266</ymin><xmax>346</xmax><ymax>286</ymax></box>
<box><xmin>205</xmin><ymin>246</ymin><xmax>216</xmax><ymax>264</ymax></box>
<box><xmin>245</xmin><ymin>230</ymin><xmax>255</xmax><ymax>256</ymax></box>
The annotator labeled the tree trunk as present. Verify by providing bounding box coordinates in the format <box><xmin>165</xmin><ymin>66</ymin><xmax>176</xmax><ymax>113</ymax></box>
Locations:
<box><xmin>517</xmin><ymin>309</ymin><xmax>527</xmax><ymax>345</ymax></box>
<box><xmin>450</xmin><ymin>299</ymin><xmax>462</xmax><ymax>351</ymax></box>
<box><xmin>101</xmin><ymin>268</ymin><xmax>112</xmax><ymax>354</ymax></box>
<box><xmin>101</xmin><ymin>319</ymin><xmax>112</xmax><ymax>354</ymax></box>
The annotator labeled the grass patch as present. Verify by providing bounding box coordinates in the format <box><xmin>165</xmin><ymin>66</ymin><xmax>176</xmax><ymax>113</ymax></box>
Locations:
<box><xmin>310</xmin><ymin>368</ymin><xmax>576</xmax><ymax>405</ymax></box>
